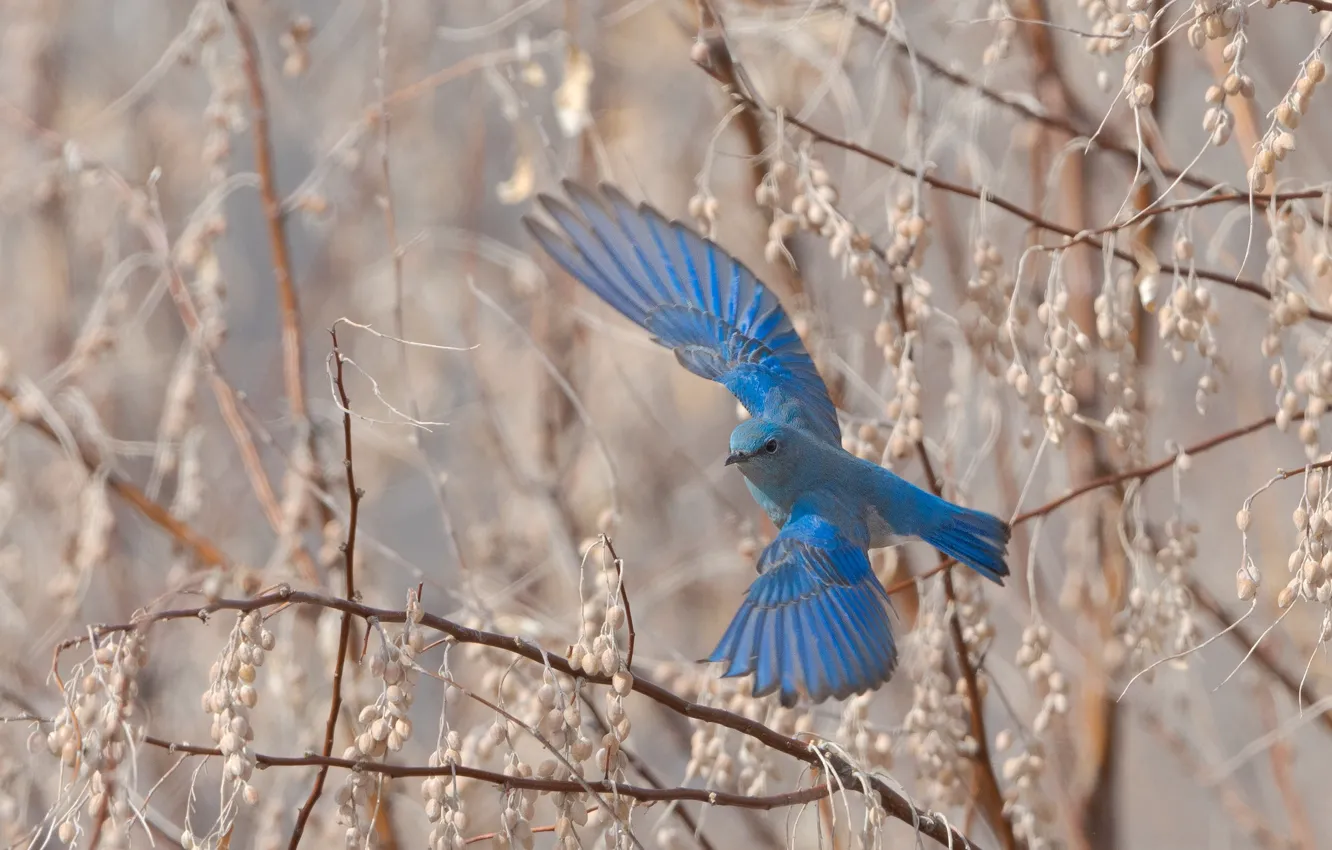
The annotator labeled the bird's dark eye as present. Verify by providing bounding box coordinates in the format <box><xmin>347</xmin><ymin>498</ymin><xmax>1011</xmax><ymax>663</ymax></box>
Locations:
<box><xmin>763</xmin><ymin>438</ymin><xmax>780</xmax><ymax>454</ymax></box>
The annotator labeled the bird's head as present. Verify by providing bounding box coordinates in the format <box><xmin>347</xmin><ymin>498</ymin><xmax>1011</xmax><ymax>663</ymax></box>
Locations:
<box><xmin>726</xmin><ymin>419</ymin><xmax>802</xmax><ymax>492</ymax></box>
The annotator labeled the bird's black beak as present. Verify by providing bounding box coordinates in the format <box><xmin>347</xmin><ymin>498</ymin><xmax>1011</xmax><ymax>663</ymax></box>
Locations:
<box><xmin>725</xmin><ymin>450</ymin><xmax>747</xmax><ymax>467</ymax></box>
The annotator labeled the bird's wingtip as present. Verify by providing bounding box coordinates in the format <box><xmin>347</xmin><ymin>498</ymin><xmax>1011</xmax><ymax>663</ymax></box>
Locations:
<box><xmin>519</xmin><ymin>211</ymin><xmax>559</xmax><ymax>246</ymax></box>
<box><xmin>597</xmin><ymin>180</ymin><xmax>629</xmax><ymax>199</ymax></box>
<box><xmin>559</xmin><ymin>178</ymin><xmax>604</xmax><ymax>210</ymax></box>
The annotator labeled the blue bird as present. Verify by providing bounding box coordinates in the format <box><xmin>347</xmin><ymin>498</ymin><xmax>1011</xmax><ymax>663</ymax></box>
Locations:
<box><xmin>524</xmin><ymin>182</ymin><xmax>1010</xmax><ymax>707</ymax></box>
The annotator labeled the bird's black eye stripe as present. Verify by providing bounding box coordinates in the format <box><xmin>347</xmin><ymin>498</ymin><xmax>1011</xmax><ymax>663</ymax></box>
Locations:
<box><xmin>764</xmin><ymin>438</ymin><xmax>779</xmax><ymax>454</ymax></box>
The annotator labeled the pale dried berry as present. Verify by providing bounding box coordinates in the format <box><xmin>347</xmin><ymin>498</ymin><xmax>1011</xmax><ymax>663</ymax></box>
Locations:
<box><xmin>611</xmin><ymin>670</ymin><xmax>633</xmax><ymax>695</ymax></box>
<box><xmin>1256</xmin><ymin>148</ymin><xmax>1276</xmax><ymax>175</ymax></box>
<box><xmin>1278</xmin><ymin>101</ymin><xmax>1301</xmax><ymax>129</ymax></box>
<box><xmin>1236</xmin><ymin>567</ymin><xmax>1258</xmax><ymax>601</ymax></box>
<box><xmin>1277</xmin><ymin>579</ymin><xmax>1299</xmax><ymax>610</ymax></box>
<box><xmin>226</xmin><ymin>753</ymin><xmax>252</xmax><ymax>780</ymax></box>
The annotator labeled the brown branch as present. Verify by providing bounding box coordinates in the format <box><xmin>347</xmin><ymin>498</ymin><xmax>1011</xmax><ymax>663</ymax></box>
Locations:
<box><xmin>143</xmin><ymin>734</ymin><xmax>831</xmax><ymax>810</ymax></box>
<box><xmin>837</xmin><ymin>1</ymin><xmax>1326</xmax><ymax>218</ymax></box>
<box><xmin>827</xmin><ymin>35</ymin><xmax>1011</xmax><ymax>843</ymax></box>
<box><xmin>691</xmin><ymin>59</ymin><xmax>1332</xmax><ymax>325</ymax></box>
<box><xmin>68</xmin><ymin>589</ymin><xmax>982</xmax><ymax>850</ymax></box>
<box><xmin>287</xmin><ymin>327</ymin><xmax>363</xmax><ymax>849</ymax></box>
<box><xmin>1</xmin><ymin>385</ymin><xmax>231</xmax><ymax>570</ymax></box>
<box><xmin>1012</xmin><ymin>414</ymin><xmax>1294</xmax><ymax>525</ymax></box>
<box><xmin>145</xmin><ymin>224</ymin><xmax>318</xmax><ymax>580</ymax></box>
<box><xmin>1025</xmin><ymin>430</ymin><xmax>1332</xmax><ymax>756</ymax></box>
<box><xmin>694</xmin><ymin>1</ymin><xmax>773</xmax><ymax>245</ymax></box>
<box><xmin>691</xmin><ymin>0</ymin><xmax>852</xmax><ymax>424</ymax></box>
<box><xmin>875</xmin><ymin>137</ymin><xmax>1007</xmax><ymax>840</ymax></box>
<box><xmin>602</xmin><ymin>535</ymin><xmax>637</xmax><ymax>669</ymax></box>
<box><xmin>889</xmin><ymin>412</ymin><xmax>1304</xmax><ymax>594</ymax></box>
<box><xmin>55</xmin><ymin>133</ymin><xmax>320</xmax><ymax>581</ymax></box>
<box><xmin>224</xmin><ymin>1</ymin><xmax>311</xmax><ymax>433</ymax></box>
<box><xmin>224</xmin><ymin>0</ymin><xmax>330</xmax><ymax>575</ymax></box>
<box><xmin>849</xmin><ymin>55</ymin><xmax>1008</xmax><ymax>837</ymax></box>
<box><xmin>1017</xmin><ymin>0</ymin><xmax>1119</xmax><ymax>843</ymax></box>
<box><xmin>1082</xmin><ymin>189</ymin><xmax>1325</xmax><ymax>241</ymax></box>
<box><xmin>914</xmin><ymin>444</ymin><xmax>1014</xmax><ymax>849</ymax></box>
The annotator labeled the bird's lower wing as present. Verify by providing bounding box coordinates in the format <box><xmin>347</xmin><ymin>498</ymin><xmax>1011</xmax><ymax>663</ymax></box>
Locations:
<box><xmin>524</xmin><ymin>182</ymin><xmax>841</xmax><ymax>445</ymax></box>
<box><xmin>706</xmin><ymin>514</ymin><xmax>896</xmax><ymax>707</ymax></box>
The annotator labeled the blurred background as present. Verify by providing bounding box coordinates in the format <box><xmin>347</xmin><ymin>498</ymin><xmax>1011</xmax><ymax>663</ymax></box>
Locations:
<box><xmin>3</xmin><ymin>1</ymin><xmax>1332</xmax><ymax>848</ymax></box>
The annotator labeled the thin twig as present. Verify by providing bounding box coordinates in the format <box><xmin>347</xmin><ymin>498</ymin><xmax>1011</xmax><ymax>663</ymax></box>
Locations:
<box><xmin>224</xmin><ymin>0</ymin><xmax>313</xmax><ymax>440</ymax></box>
<box><xmin>1190</xmin><ymin>578</ymin><xmax>1332</xmax><ymax>738</ymax></box>
<box><xmin>1</xmin><ymin>385</ymin><xmax>230</xmax><ymax>570</ymax></box>
<box><xmin>917</xmin><ymin>445</ymin><xmax>1014</xmax><ymax>849</ymax></box>
<box><xmin>579</xmin><ymin>695</ymin><xmax>720</xmax><ymax>850</ymax></box>
<box><xmin>881</xmin><ymin>169</ymin><xmax>1011</xmax><ymax>844</ymax></box>
<box><xmin>287</xmin><ymin>327</ymin><xmax>363</xmax><ymax>849</ymax></box>
<box><xmin>224</xmin><ymin>0</ymin><xmax>330</xmax><ymax>581</ymax></box>
<box><xmin>836</xmin><ymin>0</ymin><xmax>1326</xmax><ymax>221</ymax></box>
<box><xmin>66</xmin><ymin>589</ymin><xmax>982</xmax><ymax>850</ymax></box>
<box><xmin>690</xmin><ymin>57</ymin><xmax>1332</xmax><ymax>325</ymax></box>
<box><xmin>144</xmin><ymin>734</ymin><xmax>830</xmax><ymax>810</ymax></box>
<box><xmin>890</xmin><ymin>412</ymin><xmax>1307</xmax><ymax>593</ymax></box>
<box><xmin>601</xmin><ymin>535</ymin><xmax>636</xmax><ymax>669</ymax></box>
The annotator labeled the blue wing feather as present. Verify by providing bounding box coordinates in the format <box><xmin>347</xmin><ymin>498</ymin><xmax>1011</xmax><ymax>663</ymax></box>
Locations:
<box><xmin>525</xmin><ymin>182</ymin><xmax>841</xmax><ymax>445</ymax></box>
<box><xmin>705</xmin><ymin>512</ymin><xmax>897</xmax><ymax>707</ymax></box>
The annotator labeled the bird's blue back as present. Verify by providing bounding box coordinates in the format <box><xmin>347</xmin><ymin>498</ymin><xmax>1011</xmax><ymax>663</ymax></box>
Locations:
<box><xmin>525</xmin><ymin>183</ymin><xmax>1010</xmax><ymax>708</ymax></box>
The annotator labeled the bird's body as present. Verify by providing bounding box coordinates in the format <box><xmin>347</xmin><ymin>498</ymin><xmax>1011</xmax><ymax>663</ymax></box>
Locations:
<box><xmin>525</xmin><ymin>182</ymin><xmax>1010</xmax><ymax>707</ymax></box>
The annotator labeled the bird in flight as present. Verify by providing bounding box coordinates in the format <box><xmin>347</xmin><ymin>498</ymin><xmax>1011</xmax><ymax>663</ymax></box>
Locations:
<box><xmin>524</xmin><ymin>182</ymin><xmax>1010</xmax><ymax>707</ymax></box>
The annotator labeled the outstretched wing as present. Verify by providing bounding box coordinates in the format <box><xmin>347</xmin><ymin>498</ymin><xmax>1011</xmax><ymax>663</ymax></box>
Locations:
<box><xmin>524</xmin><ymin>181</ymin><xmax>840</xmax><ymax>445</ymax></box>
<box><xmin>706</xmin><ymin>512</ymin><xmax>897</xmax><ymax>707</ymax></box>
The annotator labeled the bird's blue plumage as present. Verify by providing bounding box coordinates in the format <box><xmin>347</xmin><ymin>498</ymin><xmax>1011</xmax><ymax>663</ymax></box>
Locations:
<box><xmin>706</xmin><ymin>512</ymin><xmax>896</xmax><ymax>706</ymax></box>
<box><xmin>526</xmin><ymin>182</ymin><xmax>841</xmax><ymax>446</ymax></box>
<box><xmin>525</xmin><ymin>183</ymin><xmax>1011</xmax><ymax>707</ymax></box>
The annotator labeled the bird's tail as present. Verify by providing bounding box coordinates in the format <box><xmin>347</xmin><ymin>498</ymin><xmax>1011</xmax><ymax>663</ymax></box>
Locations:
<box><xmin>705</xmin><ymin>559</ymin><xmax>897</xmax><ymax>708</ymax></box>
<box><xmin>869</xmin><ymin>468</ymin><xmax>1012</xmax><ymax>584</ymax></box>
<box><xmin>918</xmin><ymin>499</ymin><xmax>1011</xmax><ymax>585</ymax></box>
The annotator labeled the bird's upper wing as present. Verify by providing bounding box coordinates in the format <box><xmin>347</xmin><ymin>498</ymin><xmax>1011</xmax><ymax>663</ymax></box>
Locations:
<box><xmin>524</xmin><ymin>182</ymin><xmax>841</xmax><ymax>445</ymax></box>
<box><xmin>706</xmin><ymin>512</ymin><xmax>897</xmax><ymax>706</ymax></box>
